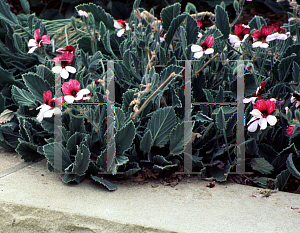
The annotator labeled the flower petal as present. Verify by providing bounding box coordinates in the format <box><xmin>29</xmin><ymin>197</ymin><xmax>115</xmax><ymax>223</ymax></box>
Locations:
<box><xmin>117</xmin><ymin>28</ymin><xmax>125</xmax><ymax>37</ymax></box>
<box><xmin>28</xmin><ymin>46</ymin><xmax>37</xmax><ymax>54</ymax></box>
<box><xmin>260</xmin><ymin>43</ymin><xmax>269</xmax><ymax>48</ymax></box>
<box><xmin>194</xmin><ymin>51</ymin><xmax>203</xmax><ymax>59</ymax></box>
<box><xmin>259</xmin><ymin>118</ymin><xmax>268</xmax><ymax>130</ymax></box>
<box><xmin>41</xmin><ymin>35</ymin><xmax>51</xmax><ymax>44</ymax></box>
<box><xmin>229</xmin><ymin>35</ymin><xmax>240</xmax><ymax>44</ymax></box>
<box><xmin>114</xmin><ymin>21</ymin><xmax>122</xmax><ymax>29</ymax></box>
<box><xmin>248</xmin><ymin>120</ymin><xmax>258</xmax><ymax>132</ymax></box>
<box><xmin>28</xmin><ymin>39</ymin><xmax>37</xmax><ymax>47</ymax></box>
<box><xmin>64</xmin><ymin>95</ymin><xmax>75</xmax><ymax>103</ymax></box>
<box><xmin>52</xmin><ymin>65</ymin><xmax>62</xmax><ymax>74</ymax></box>
<box><xmin>266</xmin><ymin>99</ymin><xmax>275</xmax><ymax>114</ymax></box>
<box><xmin>266</xmin><ymin>115</ymin><xmax>277</xmax><ymax>126</ymax></box>
<box><xmin>191</xmin><ymin>44</ymin><xmax>202</xmax><ymax>53</ymax></box>
<box><xmin>204</xmin><ymin>48</ymin><xmax>214</xmax><ymax>54</ymax></box>
<box><xmin>266</xmin><ymin>33</ymin><xmax>278</xmax><ymax>42</ymax></box>
<box><xmin>34</xmin><ymin>29</ymin><xmax>40</xmax><ymax>41</ymax></box>
<box><xmin>252</xmin><ymin>41</ymin><xmax>262</xmax><ymax>48</ymax></box>
<box><xmin>250</xmin><ymin>109</ymin><xmax>262</xmax><ymax>118</ymax></box>
<box><xmin>44</xmin><ymin>109</ymin><xmax>55</xmax><ymax>118</ymax></box>
<box><xmin>60</xmin><ymin>68</ymin><xmax>69</xmax><ymax>79</ymax></box>
<box><xmin>65</xmin><ymin>66</ymin><xmax>76</xmax><ymax>74</ymax></box>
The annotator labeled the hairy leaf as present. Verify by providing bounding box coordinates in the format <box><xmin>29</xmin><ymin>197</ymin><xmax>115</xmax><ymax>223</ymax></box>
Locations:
<box><xmin>286</xmin><ymin>153</ymin><xmax>300</xmax><ymax>179</ymax></box>
<box><xmin>214</xmin><ymin>5</ymin><xmax>230</xmax><ymax>39</ymax></box>
<box><xmin>90</xmin><ymin>174</ymin><xmax>117</xmax><ymax>191</ymax></box>
<box><xmin>140</xmin><ymin>129</ymin><xmax>152</xmax><ymax>154</ymax></box>
<box><xmin>12</xmin><ymin>86</ymin><xmax>36</xmax><ymax>108</ymax></box>
<box><xmin>170</xmin><ymin>121</ymin><xmax>193</xmax><ymax>155</ymax></box>
<box><xmin>148</xmin><ymin>107</ymin><xmax>176</xmax><ymax>147</ymax></box>
<box><xmin>72</xmin><ymin>145</ymin><xmax>90</xmax><ymax>176</ymax></box>
<box><xmin>275</xmin><ymin>169</ymin><xmax>290</xmax><ymax>190</ymax></box>
<box><xmin>251</xmin><ymin>158</ymin><xmax>274</xmax><ymax>175</ymax></box>
<box><xmin>160</xmin><ymin>3</ymin><xmax>181</xmax><ymax>31</ymax></box>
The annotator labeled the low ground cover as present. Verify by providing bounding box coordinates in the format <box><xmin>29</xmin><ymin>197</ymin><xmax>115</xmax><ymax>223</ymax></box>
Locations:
<box><xmin>0</xmin><ymin>0</ymin><xmax>299</xmax><ymax>192</ymax></box>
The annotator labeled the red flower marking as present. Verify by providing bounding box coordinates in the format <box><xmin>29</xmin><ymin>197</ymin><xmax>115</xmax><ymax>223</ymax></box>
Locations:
<box><xmin>286</xmin><ymin>125</ymin><xmax>294</xmax><ymax>135</ymax></box>
<box><xmin>42</xmin><ymin>90</ymin><xmax>64</xmax><ymax>107</ymax></box>
<box><xmin>62</xmin><ymin>79</ymin><xmax>80</xmax><ymax>97</ymax></box>
<box><xmin>117</xmin><ymin>19</ymin><xmax>127</xmax><ymax>28</ymax></box>
<box><xmin>53</xmin><ymin>51</ymin><xmax>74</xmax><ymax>67</ymax></box>
<box><xmin>57</xmin><ymin>45</ymin><xmax>76</xmax><ymax>53</ymax></box>
<box><xmin>34</xmin><ymin>29</ymin><xmax>51</xmax><ymax>46</ymax></box>
<box><xmin>272</xmin><ymin>23</ymin><xmax>286</xmax><ymax>34</ymax></box>
<box><xmin>253</xmin><ymin>99</ymin><xmax>275</xmax><ymax>118</ymax></box>
<box><xmin>235</xmin><ymin>24</ymin><xmax>250</xmax><ymax>40</ymax></box>
<box><xmin>196</xmin><ymin>19</ymin><xmax>203</xmax><ymax>28</ymax></box>
<box><xmin>201</xmin><ymin>36</ymin><xmax>214</xmax><ymax>50</ymax></box>
<box><xmin>251</xmin><ymin>26</ymin><xmax>273</xmax><ymax>42</ymax></box>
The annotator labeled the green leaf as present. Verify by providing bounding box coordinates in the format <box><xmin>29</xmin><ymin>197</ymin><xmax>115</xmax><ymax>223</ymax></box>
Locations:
<box><xmin>0</xmin><ymin>94</ymin><xmax>4</xmax><ymax>114</ymax></box>
<box><xmin>216</xmin><ymin>107</ymin><xmax>226</xmax><ymax>130</ymax></box>
<box><xmin>96</xmin><ymin>149</ymin><xmax>107</xmax><ymax>172</ymax></box>
<box><xmin>0</xmin><ymin>67</ymin><xmax>15</xmax><ymax>85</ymax></box>
<box><xmin>153</xmin><ymin>155</ymin><xmax>178</xmax><ymax>172</ymax></box>
<box><xmin>115</xmin><ymin>120</ymin><xmax>135</xmax><ymax>161</ymax></box>
<box><xmin>216</xmin><ymin>86</ymin><xmax>224</xmax><ymax>102</ymax></box>
<box><xmin>66</xmin><ymin>132</ymin><xmax>86</xmax><ymax>155</ymax></box>
<box><xmin>12</xmin><ymin>86</ymin><xmax>36</xmax><ymax>108</ymax></box>
<box><xmin>42</xmin><ymin>142</ymin><xmax>72</xmax><ymax>171</ymax></box>
<box><xmin>0</xmin><ymin>1</ymin><xmax>19</xmax><ymax>26</ymax></box>
<box><xmin>76</xmin><ymin>3</ymin><xmax>115</xmax><ymax>30</ymax></box>
<box><xmin>62</xmin><ymin>174</ymin><xmax>84</xmax><ymax>184</ymax></box>
<box><xmin>19</xmin><ymin>0</ymin><xmax>30</xmax><ymax>14</ymax></box>
<box><xmin>193</xmin><ymin>112</ymin><xmax>213</xmax><ymax>123</ymax></box>
<box><xmin>121</xmin><ymin>89</ymin><xmax>135</xmax><ymax>115</ymax></box>
<box><xmin>202</xmin><ymin>89</ymin><xmax>214</xmax><ymax>102</ymax></box>
<box><xmin>185</xmin><ymin>14</ymin><xmax>198</xmax><ymax>46</ymax></box>
<box><xmin>115</xmin><ymin>107</ymin><xmax>125</xmax><ymax>131</ymax></box>
<box><xmin>211</xmin><ymin>162</ymin><xmax>231</xmax><ymax>182</ymax></box>
<box><xmin>23</xmin><ymin>72</ymin><xmax>52</xmax><ymax>103</ymax></box>
<box><xmin>249</xmin><ymin>16</ymin><xmax>266</xmax><ymax>30</ymax></box>
<box><xmin>278</xmin><ymin>54</ymin><xmax>296</xmax><ymax>82</ymax></box>
<box><xmin>148</xmin><ymin>107</ymin><xmax>176</xmax><ymax>148</ymax></box>
<box><xmin>251</xmin><ymin>158</ymin><xmax>274</xmax><ymax>175</ymax></box>
<box><xmin>90</xmin><ymin>174</ymin><xmax>117</xmax><ymax>191</ymax></box>
<box><xmin>286</xmin><ymin>153</ymin><xmax>300</xmax><ymax>179</ymax></box>
<box><xmin>121</xmin><ymin>162</ymin><xmax>141</xmax><ymax>178</ymax></box>
<box><xmin>170</xmin><ymin>121</ymin><xmax>193</xmax><ymax>156</ymax></box>
<box><xmin>164</xmin><ymin>13</ymin><xmax>188</xmax><ymax>50</ymax></box>
<box><xmin>16</xmin><ymin>140</ymin><xmax>41</xmax><ymax>162</ymax></box>
<box><xmin>214</xmin><ymin>5</ymin><xmax>230</xmax><ymax>40</ymax></box>
<box><xmin>18</xmin><ymin>116</ymin><xmax>33</xmax><ymax>143</ymax></box>
<box><xmin>292</xmin><ymin>61</ymin><xmax>300</xmax><ymax>83</ymax></box>
<box><xmin>140</xmin><ymin>129</ymin><xmax>152</xmax><ymax>154</ymax></box>
<box><xmin>36</xmin><ymin>65</ymin><xmax>55</xmax><ymax>87</ymax></box>
<box><xmin>72</xmin><ymin>145</ymin><xmax>90</xmax><ymax>176</ymax></box>
<box><xmin>275</xmin><ymin>169</ymin><xmax>291</xmax><ymax>190</ymax></box>
<box><xmin>160</xmin><ymin>3</ymin><xmax>181</xmax><ymax>31</ymax></box>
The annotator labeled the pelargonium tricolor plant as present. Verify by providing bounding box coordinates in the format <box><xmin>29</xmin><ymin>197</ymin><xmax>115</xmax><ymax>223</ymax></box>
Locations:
<box><xmin>0</xmin><ymin>0</ymin><xmax>299</xmax><ymax>191</ymax></box>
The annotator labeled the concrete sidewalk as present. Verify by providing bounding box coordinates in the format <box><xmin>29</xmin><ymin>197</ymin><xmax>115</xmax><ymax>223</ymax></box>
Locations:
<box><xmin>0</xmin><ymin>149</ymin><xmax>300</xmax><ymax>233</ymax></box>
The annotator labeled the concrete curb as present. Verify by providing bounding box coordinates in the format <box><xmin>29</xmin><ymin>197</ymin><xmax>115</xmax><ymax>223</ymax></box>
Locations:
<box><xmin>1</xmin><ymin>149</ymin><xmax>300</xmax><ymax>233</ymax></box>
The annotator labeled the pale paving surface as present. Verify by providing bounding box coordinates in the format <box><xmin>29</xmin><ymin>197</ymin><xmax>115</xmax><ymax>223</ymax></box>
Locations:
<box><xmin>0</xmin><ymin>150</ymin><xmax>300</xmax><ymax>233</ymax></box>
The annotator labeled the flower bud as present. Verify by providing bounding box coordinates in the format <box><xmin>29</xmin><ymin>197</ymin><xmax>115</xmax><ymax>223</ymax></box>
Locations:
<box><xmin>276</xmin><ymin>99</ymin><xmax>285</xmax><ymax>107</ymax></box>
<box><xmin>88</xmin><ymin>13</ymin><xmax>95</xmax><ymax>24</ymax></box>
<box><xmin>234</xmin><ymin>0</ymin><xmax>239</xmax><ymax>13</ymax></box>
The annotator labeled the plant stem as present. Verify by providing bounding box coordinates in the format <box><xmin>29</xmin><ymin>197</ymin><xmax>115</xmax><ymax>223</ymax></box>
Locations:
<box><xmin>131</xmin><ymin>72</ymin><xmax>180</xmax><ymax>119</ymax></box>
<box><xmin>193</xmin><ymin>53</ymin><xmax>219</xmax><ymax>77</ymax></box>
<box><xmin>222</xmin><ymin>129</ymin><xmax>232</xmax><ymax>165</ymax></box>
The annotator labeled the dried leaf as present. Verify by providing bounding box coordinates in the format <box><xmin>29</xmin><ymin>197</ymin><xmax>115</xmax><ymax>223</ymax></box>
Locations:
<box><xmin>206</xmin><ymin>182</ymin><xmax>215</xmax><ymax>188</ymax></box>
<box><xmin>0</xmin><ymin>109</ymin><xmax>15</xmax><ymax>123</ymax></box>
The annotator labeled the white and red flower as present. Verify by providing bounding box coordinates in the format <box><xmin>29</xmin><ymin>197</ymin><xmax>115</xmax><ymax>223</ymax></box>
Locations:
<box><xmin>228</xmin><ymin>24</ymin><xmax>250</xmax><ymax>48</ymax></box>
<box><xmin>247</xmin><ymin>99</ymin><xmax>277</xmax><ymax>132</ymax></box>
<box><xmin>196</xmin><ymin>19</ymin><xmax>203</xmax><ymax>28</ymax></box>
<box><xmin>56</xmin><ymin>45</ymin><xmax>76</xmax><ymax>53</ymax></box>
<box><xmin>62</xmin><ymin>79</ymin><xmax>90</xmax><ymax>103</ymax></box>
<box><xmin>251</xmin><ymin>25</ymin><xmax>288</xmax><ymax>48</ymax></box>
<box><xmin>52</xmin><ymin>51</ymin><xmax>76</xmax><ymax>79</ymax></box>
<box><xmin>114</xmin><ymin>19</ymin><xmax>130</xmax><ymax>37</ymax></box>
<box><xmin>28</xmin><ymin>29</ymin><xmax>51</xmax><ymax>54</ymax></box>
<box><xmin>36</xmin><ymin>90</ymin><xmax>64</xmax><ymax>122</ymax></box>
<box><xmin>243</xmin><ymin>81</ymin><xmax>266</xmax><ymax>104</ymax></box>
<box><xmin>291</xmin><ymin>91</ymin><xmax>300</xmax><ymax>108</ymax></box>
<box><xmin>78</xmin><ymin>10</ymin><xmax>88</xmax><ymax>18</ymax></box>
<box><xmin>191</xmin><ymin>36</ymin><xmax>214</xmax><ymax>58</ymax></box>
